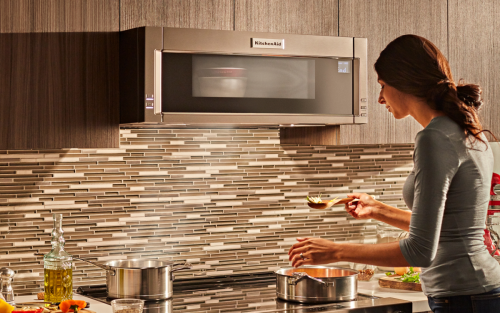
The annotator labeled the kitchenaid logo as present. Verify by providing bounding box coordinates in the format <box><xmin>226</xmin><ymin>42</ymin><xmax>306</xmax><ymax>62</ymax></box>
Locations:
<box><xmin>251</xmin><ymin>38</ymin><xmax>285</xmax><ymax>49</ymax></box>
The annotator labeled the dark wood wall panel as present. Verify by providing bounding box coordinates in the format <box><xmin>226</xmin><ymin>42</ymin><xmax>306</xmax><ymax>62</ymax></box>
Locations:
<box><xmin>0</xmin><ymin>33</ymin><xmax>119</xmax><ymax>149</ymax></box>
<box><xmin>120</xmin><ymin>0</ymin><xmax>234</xmax><ymax>31</ymax></box>
<box><xmin>338</xmin><ymin>0</ymin><xmax>447</xmax><ymax>145</ymax></box>
<box><xmin>235</xmin><ymin>0</ymin><xmax>338</xmax><ymax>145</ymax></box>
<box><xmin>235</xmin><ymin>0</ymin><xmax>337</xmax><ymax>36</ymax></box>
<box><xmin>0</xmin><ymin>0</ymin><xmax>119</xmax><ymax>32</ymax></box>
<box><xmin>449</xmin><ymin>0</ymin><xmax>500</xmax><ymax>140</ymax></box>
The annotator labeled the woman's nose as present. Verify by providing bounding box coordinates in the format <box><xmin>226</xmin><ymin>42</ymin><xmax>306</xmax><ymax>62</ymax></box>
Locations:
<box><xmin>378</xmin><ymin>92</ymin><xmax>385</xmax><ymax>104</ymax></box>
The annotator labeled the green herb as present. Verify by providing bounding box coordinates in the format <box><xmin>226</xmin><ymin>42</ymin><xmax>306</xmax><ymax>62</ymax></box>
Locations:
<box><xmin>385</xmin><ymin>272</ymin><xmax>394</xmax><ymax>276</ymax></box>
<box><xmin>396</xmin><ymin>266</ymin><xmax>420</xmax><ymax>284</ymax></box>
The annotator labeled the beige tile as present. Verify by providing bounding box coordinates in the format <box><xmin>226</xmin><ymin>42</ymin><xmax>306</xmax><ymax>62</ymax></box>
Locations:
<box><xmin>0</xmin><ymin>129</ymin><xmax>413</xmax><ymax>295</ymax></box>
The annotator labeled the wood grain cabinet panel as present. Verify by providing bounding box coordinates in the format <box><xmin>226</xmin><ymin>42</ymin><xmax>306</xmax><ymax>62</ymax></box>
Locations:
<box><xmin>0</xmin><ymin>0</ymin><xmax>119</xmax><ymax>32</ymax></box>
<box><xmin>235</xmin><ymin>0</ymin><xmax>337</xmax><ymax>35</ymax></box>
<box><xmin>0</xmin><ymin>0</ymin><xmax>120</xmax><ymax>149</ymax></box>
<box><xmin>236</xmin><ymin>0</ymin><xmax>339</xmax><ymax>145</ymax></box>
<box><xmin>280</xmin><ymin>127</ymin><xmax>340</xmax><ymax>145</ymax></box>
<box><xmin>448</xmin><ymin>0</ymin><xmax>500</xmax><ymax>140</ymax></box>
<box><xmin>339</xmin><ymin>0</ymin><xmax>447</xmax><ymax>145</ymax></box>
<box><xmin>120</xmin><ymin>0</ymin><xmax>233</xmax><ymax>31</ymax></box>
<box><xmin>0</xmin><ymin>32</ymin><xmax>119</xmax><ymax>149</ymax></box>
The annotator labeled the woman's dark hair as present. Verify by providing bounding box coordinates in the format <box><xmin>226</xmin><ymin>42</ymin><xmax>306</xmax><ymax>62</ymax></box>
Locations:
<box><xmin>374</xmin><ymin>34</ymin><xmax>494</xmax><ymax>146</ymax></box>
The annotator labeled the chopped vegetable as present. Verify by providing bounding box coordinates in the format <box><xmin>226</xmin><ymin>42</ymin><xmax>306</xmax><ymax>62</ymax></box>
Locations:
<box><xmin>306</xmin><ymin>194</ymin><xmax>323</xmax><ymax>204</ymax></box>
<box><xmin>394</xmin><ymin>267</ymin><xmax>410</xmax><ymax>275</ymax></box>
<box><xmin>396</xmin><ymin>266</ymin><xmax>420</xmax><ymax>284</ymax></box>
<box><xmin>59</xmin><ymin>300</ymin><xmax>86</xmax><ymax>313</ymax></box>
<box><xmin>357</xmin><ymin>268</ymin><xmax>375</xmax><ymax>281</ymax></box>
<box><xmin>0</xmin><ymin>299</ymin><xmax>15</xmax><ymax>313</ymax></box>
<box><xmin>306</xmin><ymin>194</ymin><xmax>339</xmax><ymax>204</ymax></box>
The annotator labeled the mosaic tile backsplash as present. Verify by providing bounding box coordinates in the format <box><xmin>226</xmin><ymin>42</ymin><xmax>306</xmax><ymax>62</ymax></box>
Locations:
<box><xmin>0</xmin><ymin>128</ymin><xmax>414</xmax><ymax>295</ymax></box>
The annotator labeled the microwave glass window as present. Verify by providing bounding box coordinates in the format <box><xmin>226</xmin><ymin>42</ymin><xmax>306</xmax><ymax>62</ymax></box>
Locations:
<box><xmin>192</xmin><ymin>55</ymin><xmax>315</xmax><ymax>99</ymax></box>
<box><xmin>161</xmin><ymin>53</ymin><xmax>353</xmax><ymax>115</ymax></box>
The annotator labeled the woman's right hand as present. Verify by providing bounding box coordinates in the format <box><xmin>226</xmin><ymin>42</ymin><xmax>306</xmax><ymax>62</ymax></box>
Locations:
<box><xmin>345</xmin><ymin>193</ymin><xmax>380</xmax><ymax>220</ymax></box>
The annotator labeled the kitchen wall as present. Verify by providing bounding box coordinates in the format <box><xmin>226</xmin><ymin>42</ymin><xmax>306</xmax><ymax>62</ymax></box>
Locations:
<box><xmin>0</xmin><ymin>129</ymin><xmax>413</xmax><ymax>295</ymax></box>
<box><xmin>1</xmin><ymin>0</ymin><xmax>498</xmax><ymax>298</ymax></box>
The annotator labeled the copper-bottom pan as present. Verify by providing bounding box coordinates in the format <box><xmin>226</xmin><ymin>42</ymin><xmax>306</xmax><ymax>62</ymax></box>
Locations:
<box><xmin>275</xmin><ymin>265</ymin><xmax>358</xmax><ymax>303</ymax></box>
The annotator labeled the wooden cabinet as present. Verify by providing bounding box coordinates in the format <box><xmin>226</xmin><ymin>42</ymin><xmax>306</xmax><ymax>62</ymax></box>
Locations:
<box><xmin>235</xmin><ymin>0</ymin><xmax>340</xmax><ymax>145</ymax></box>
<box><xmin>120</xmin><ymin>0</ymin><xmax>234</xmax><ymax>31</ymax></box>
<box><xmin>280</xmin><ymin>127</ymin><xmax>340</xmax><ymax>145</ymax></box>
<box><xmin>234</xmin><ymin>0</ymin><xmax>337</xmax><ymax>35</ymax></box>
<box><xmin>338</xmin><ymin>0</ymin><xmax>447</xmax><ymax>145</ymax></box>
<box><xmin>448</xmin><ymin>0</ymin><xmax>500</xmax><ymax>140</ymax></box>
<box><xmin>4</xmin><ymin>1</ymin><xmax>497</xmax><ymax>147</ymax></box>
<box><xmin>0</xmin><ymin>0</ymin><xmax>119</xmax><ymax>33</ymax></box>
<box><xmin>0</xmin><ymin>0</ymin><xmax>120</xmax><ymax>149</ymax></box>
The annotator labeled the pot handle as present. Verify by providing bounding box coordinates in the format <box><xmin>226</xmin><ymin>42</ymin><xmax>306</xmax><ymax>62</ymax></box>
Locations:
<box><xmin>72</xmin><ymin>257</ymin><xmax>116</xmax><ymax>276</ymax></box>
<box><xmin>35</xmin><ymin>253</ymin><xmax>116</xmax><ymax>276</ymax></box>
<box><xmin>172</xmin><ymin>262</ymin><xmax>192</xmax><ymax>272</ymax></box>
<box><xmin>291</xmin><ymin>272</ymin><xmax>327</xmax><ymax>286</ymax></box>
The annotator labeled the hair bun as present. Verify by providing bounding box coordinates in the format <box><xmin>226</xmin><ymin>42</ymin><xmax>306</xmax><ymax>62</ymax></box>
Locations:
<box><xmin>456</xmin><ymin>83</ymin><xmax>482</xmax><ymax>110</ymax></box>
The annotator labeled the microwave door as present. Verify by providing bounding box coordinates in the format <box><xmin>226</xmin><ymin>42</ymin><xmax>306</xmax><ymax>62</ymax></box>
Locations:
<box><xmin>160</xmin><ymin>53</ymin><xmax>354</xmax><ymax>124</ymax></box>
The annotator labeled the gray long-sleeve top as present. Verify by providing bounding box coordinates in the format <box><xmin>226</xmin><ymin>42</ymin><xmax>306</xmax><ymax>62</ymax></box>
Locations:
<box><xmin>400</xmin><ymin>116</ymin><xmax>500</xmax><ymax>297</ymax></box>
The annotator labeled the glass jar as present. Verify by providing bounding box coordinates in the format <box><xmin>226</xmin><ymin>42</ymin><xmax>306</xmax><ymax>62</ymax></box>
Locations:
<box><xmin>43</xmin><ymin>214</ymin><xmax>73</xmax><ymax>302</ymax></box>
<box><xmin>352</xmin><ymin>263</ymin><xmax>376</xmax><ymax>281</ymax></box>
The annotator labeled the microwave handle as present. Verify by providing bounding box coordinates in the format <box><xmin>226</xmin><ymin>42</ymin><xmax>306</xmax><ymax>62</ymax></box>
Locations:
<box><xmin>154</xmin><ymin>49</ymin><xmax>162</xmax><ymax>116</ymax></box>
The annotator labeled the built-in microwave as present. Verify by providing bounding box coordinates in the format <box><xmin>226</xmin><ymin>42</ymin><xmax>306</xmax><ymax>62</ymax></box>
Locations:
<box><xmin>120</xmin><ymin>27</ymin><xmax>367</xmax><ymax>128</ymax></box>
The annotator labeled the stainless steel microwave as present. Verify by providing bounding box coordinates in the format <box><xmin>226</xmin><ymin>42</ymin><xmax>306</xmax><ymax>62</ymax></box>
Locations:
<box><xmin>119</xmin><ymin>27</ymin><xmax>367</xmax><ymax>128</ymax></box>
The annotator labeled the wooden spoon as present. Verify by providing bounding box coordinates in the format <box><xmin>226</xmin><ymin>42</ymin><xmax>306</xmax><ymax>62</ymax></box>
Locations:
<box><xmin>307</xmin><ymin>198</ymin><xmax>359</xmax><ymax>210</ymax></box>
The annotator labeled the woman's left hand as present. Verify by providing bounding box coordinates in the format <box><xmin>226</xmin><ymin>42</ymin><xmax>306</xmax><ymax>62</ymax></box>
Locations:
<box><xmin>288</xmin><ymin>237</ymin><xmax>340</xmax><ymax>267</ymax></box>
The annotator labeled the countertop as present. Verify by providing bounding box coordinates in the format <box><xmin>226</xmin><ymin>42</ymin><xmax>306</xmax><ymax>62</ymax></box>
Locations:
<box><xmin>15</xmin><ymin>275</ymin><xmax>430</xmax><ymax>313</ymax></box>
<box><xmin>15</xmin><ymin>294</ymin><xmax>113</xmax><ymax>313</ymax></box>
<box><xmin>358</xmin><ymin>273</ymin><xmax>430</xmax><ymax>312</ymax></box>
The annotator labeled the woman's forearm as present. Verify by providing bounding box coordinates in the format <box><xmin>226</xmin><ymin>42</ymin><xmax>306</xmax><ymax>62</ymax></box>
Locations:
<box><xmin>337</xmin><ymin>241</ymin><xmax>410</xmax><ymax>267</ymax></box>
<box><xmin>372</xmin><ymin>202</ymin><xmax>411</xmax><ymax>232</ymax></box>
<box><xmin>288</xmin><ymin>237</ymin><xmax>412</xmax><ymax>268</ymax></box>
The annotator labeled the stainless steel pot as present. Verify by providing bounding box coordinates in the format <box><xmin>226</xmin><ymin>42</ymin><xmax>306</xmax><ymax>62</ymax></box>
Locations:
<box><xmin>75</xmin><ymin>257</ymin><xmax>191</xmax><ymax>300</ymax></box>
<box><xmin>275</xmin><ymin>265</ymin><xmax>358</xmax><ymax>303</ymax></box>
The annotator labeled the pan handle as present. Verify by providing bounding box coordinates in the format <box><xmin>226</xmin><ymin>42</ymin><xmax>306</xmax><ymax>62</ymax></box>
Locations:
<box><xmin>172</xmin><ymin>262</ymin><xmax>192</xmax><ymax>272</ymax></box>
<box><xmin>290</xmin><ymin>272</ymin><xmax>328</xmax><ymax>286</ymax></box>
<box><xmin>72</xmin><ymin>257</ymin><xmax>116</xmax><ymax>276</ymax></box>
<box><xmin>35</xmin><ymin>253</ymin><xmax>116</xmax><ymax>276</ymax></box>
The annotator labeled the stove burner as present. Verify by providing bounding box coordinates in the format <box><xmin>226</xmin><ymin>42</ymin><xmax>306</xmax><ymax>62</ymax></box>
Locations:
<box><xmin>76</xmin><ymin>272</ymin><xmax>412</xmax><ymax>312</ymax></box>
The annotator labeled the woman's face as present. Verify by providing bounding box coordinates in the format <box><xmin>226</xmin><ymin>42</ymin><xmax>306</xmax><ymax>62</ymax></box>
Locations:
<box><xmin>377</xmin><ymin>79</ymin><xmax>411</xmax><ymax>119</ymax></box>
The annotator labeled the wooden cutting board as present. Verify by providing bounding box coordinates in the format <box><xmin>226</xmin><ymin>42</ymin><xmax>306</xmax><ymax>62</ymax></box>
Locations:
<box><xmin>378</xmin><ymin>276</ymin><xmax>422</xmax><ymax>291</ymax></box>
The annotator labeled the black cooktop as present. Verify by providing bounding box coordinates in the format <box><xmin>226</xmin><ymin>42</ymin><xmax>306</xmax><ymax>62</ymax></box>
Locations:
<box><xmin>76</xmin><ymin>272</ymin><xmax>412</xmax><ymax>313</ymax></box>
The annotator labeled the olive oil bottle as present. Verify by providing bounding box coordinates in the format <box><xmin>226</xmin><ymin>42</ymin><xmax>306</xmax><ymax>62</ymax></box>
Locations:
<box><xmin>44</xmin><ymin>214</ymin><xmax>73</xmax><ymax>302</ymax></box>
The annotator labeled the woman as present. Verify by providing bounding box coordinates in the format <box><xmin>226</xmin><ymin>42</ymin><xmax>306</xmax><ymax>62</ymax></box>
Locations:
<box><xmin>288</xmin><ymin>34</ymin><xmax>500</xmax><ymax>312</ymax></box>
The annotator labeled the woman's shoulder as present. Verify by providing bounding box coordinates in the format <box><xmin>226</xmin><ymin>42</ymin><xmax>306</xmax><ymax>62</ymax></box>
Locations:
<box><xmin>415</xmin><ymin>128</ymin><xmax>455</xmax><ymax>154</ymax></box>
<box><xmin>427</xmin><ymin>115</ymin><xmax>462</xmax><ymax>133</ymax></box>
<box><xmin>416</xmin><ymin>116</ymin><xmax>464</xmax><ymax>144</ymax></box>
<box><xmin>416</xmin><ymin>116</ymin><xmax>491</xmax><ymax>158</ymax></box>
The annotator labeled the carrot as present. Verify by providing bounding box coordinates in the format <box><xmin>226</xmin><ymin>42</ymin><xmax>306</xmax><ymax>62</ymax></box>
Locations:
<box><xmin>59</xmin><ymin>300</ymin><xmax>87</xmax><ymax>313</ymax></box>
